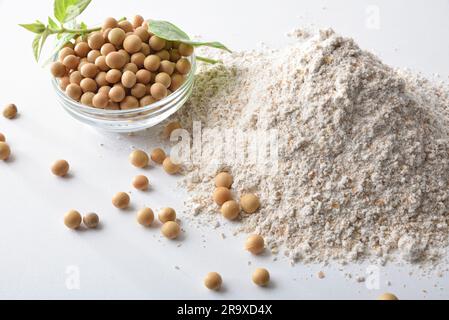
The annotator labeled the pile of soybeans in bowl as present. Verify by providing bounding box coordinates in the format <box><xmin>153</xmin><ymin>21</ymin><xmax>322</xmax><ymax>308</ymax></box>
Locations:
<box><xmin>50</xmin><ymin>15</ymin><xmax>194</xmax><ymax>110</ymax></box>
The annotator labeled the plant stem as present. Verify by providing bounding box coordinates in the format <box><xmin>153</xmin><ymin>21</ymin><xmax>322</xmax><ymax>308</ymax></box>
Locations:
<box><xmin>197</xmin><ymin>56</ymin><xmax>221</xmax><ymax>64</ymax></box>
<box><xmin>57</xmin><ymin>17</ymin><xmax>126</xmax><ymax>34</ymax></box>
<box><xmin>60</xmin><ymin>26</ymin><xmax>101</xmax><ymax>34</ymax></box>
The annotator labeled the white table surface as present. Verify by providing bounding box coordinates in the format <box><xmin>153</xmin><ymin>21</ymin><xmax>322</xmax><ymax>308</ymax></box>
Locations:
<box><xmin>1</xmin><ymin>0</ymin><xmax>449</xmax><ymax>300</ymax></box>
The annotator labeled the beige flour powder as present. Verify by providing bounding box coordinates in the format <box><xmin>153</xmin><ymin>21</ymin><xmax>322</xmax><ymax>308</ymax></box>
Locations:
<box><xmin>173</xmin><ymin>29</ymin><xmax>449</xmax><ymax>265</ymax></box>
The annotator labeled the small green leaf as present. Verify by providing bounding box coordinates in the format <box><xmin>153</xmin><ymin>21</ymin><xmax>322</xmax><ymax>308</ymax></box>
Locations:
<box><xmin>64</xmin><ymin>0</ymin><xmax>92</xmax><ymax>23</ymax></box>
<box><xmin>32</xmin><ymin>28</ymin><xmax>50</xmax><ymax>62</ymax></box>
<box><xmin>32</xmin><ymin>34</ymin><xmax>42</xmax><ymax>61</ymax></box>
<box><xmin>54</xmin><ymin>0</ymin><xmax>92</xmax><ymax>23</ymax></box>
<box><xmin>38</xmin><ymin>29</ymin><xmax>50</xmax><ymax>59</ymax></box>
<box><xmin>149</xmin><ymin>20</ymin><xmax>190</xmax><ymax>41</ymax></box>
<box><xmin>48</xmin><ymin>17</ymin><xmax>59</xmax><ymax>30</ymax></box>
<box><xmin>196</xmin><ymin>56</ymin><xmax>221</xmax><ymax>64</ymax></box>
<box><xmin>54</xmin><ymin>0</ymin><xmax>67</xmax><ymax>22</ymax></box>
<box><xmin>19</xmin><ymin>21</ymin><xmax>46</xmax><ymax>34</ymax></box>
<box><xmin>149</xmin><ymin>20</ymin><xmax>231</xmax><ymax>53</ymax></box>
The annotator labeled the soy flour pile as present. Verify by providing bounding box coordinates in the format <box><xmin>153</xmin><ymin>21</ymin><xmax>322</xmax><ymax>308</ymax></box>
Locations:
<box><xmin>177</xmin><ymin>29</ymin><xmax>449</xmax><ymax>265</ymax></box>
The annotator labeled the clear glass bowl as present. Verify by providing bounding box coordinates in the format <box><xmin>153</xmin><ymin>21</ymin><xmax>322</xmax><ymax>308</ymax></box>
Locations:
<box><xmin>51</xmin><ymin>55</ymin><xmax>196</xmax><ymax>133</ymax></box>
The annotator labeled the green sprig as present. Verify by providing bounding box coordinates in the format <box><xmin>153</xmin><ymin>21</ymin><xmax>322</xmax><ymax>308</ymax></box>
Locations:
<box><xmin>20</xmin><ymin>0</ymin><xmax>96</xmax><ymax>62</ymax></box>
<box><xmin>149</xmin><ymin>20</ymin><xmax>231</xmax><ymax>53</ymax></box>
<box><xmin>20</xmin><ymin>0</ymin><xmax>230</xmax><ymax>64</ymax></box>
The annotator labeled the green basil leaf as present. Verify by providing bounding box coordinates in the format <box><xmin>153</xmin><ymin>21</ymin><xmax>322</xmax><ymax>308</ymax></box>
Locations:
<box><xmin>149</xmin><ymin>20</ymin><xmax>231</xmax><ymax>53</ymax></box>
<box><xmin>19</xmin><ymin>21</ymin><xmax>46</xmax><ymax>34</ymax></box>
<box><xmin>149</xmin><ymin>20</ymin><xmax>190</xmax><ymax>41</ymax></box>
<box><xmin>38</xmin><ymin>29</ymin><xmax>50</xmax><ymax>59</ymax></box>
<box><xmin>64</xmin><ymin>1</ymin><xmax>92</xmax><ymax>23</ymax></box>
<box><xmin>48</xmin><ymin>17</ymin><xmax>59</xmax><ymax>30</ymax></box>
<box><xmin>32</xmin><ymin>28</ymin><xmax>50</xmax><ymax>62</ymax></box>
<box><xmin>54</xmin><ymin>0</ymin><xmax>92</xmax><ymax>23</ymax></box>
<box><xmin>32</xmin><ymin>34</ymin><xmax>42</xmax><ymax>61</ymax></box>
<box><xmin>54</xmin><ymin>0</ymin><xmax>68</xmax><ymax>22</ymax></box>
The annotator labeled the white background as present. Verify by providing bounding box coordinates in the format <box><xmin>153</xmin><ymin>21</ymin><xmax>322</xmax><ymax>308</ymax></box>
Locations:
<box><xmin>1</xmin><ymin>0</ymin><xmax>449</xmax><ymax>300</ymax></box>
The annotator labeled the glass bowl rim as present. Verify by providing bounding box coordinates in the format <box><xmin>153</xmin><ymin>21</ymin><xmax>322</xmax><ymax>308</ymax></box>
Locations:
<box><xmin>51</xmin><ymin>53</ymin><xmax>196</xmax><ymax>115</ymax></box>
